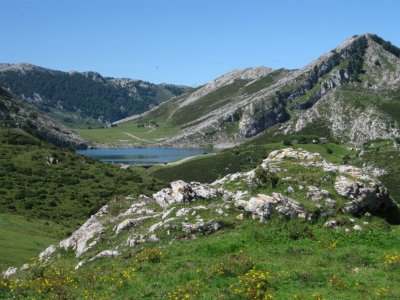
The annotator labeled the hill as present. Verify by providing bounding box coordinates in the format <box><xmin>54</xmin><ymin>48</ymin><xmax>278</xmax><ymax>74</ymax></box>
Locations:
<box><xmin>0</xmin><ymin>87</ymin><xmax>87</xmax><ymax>148</ymax></box>
<box><xmin>2</xmin><ymin>148</ymin><xmax>400</xmax><ymax>299</ymax></box>
<box><xmin>80</xmin><ymin>34</ymin><xmax>400</xmax><ymax>148</ymax></box>
<box><xmin>0</xmin><ymin>63</ymin><xmax>192</xmax><ymax>126</ymax></box>
<box><xmin>0</xmin><ymin>90</ymin><xmax>164</xmax><ymax>268</ymax></box>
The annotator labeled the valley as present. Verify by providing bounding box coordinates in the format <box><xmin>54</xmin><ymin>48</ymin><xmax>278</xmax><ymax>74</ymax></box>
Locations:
<box><xmin>1</xmin><ymin>33</ymin><xmax>400</xmax><ymax>299</ymax></box>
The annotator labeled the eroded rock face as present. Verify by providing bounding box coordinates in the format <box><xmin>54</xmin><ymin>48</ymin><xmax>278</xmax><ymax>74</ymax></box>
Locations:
<box><xmin>89</xmin><ymin>250</ymin><xmax>119</xmax><ymax>262</ymax></box>
<box><xmin>334</xmin><ymin>175</ymin><xmax>393</xmax><ymax>215</ymax></box>
<box><xmin>182</xmin><ymin>219</ymin><xmax>222</xmax><ymax>235</ymax></box>
<box><xmin>153</xmin><ymin>180</ymin><xmax>219</xmax><ymax>208</ymax></box>
<box><xmin>39</xmin><ymin>245</ymin><xmax>57</xmax><ymax>261</ymax></box>
<box><xmin>59</xmin><ymin>205</ymin><xmax>108</xmax><ymax>257</ymax></box>
<box><xmin>2</xmin><ymin>267</ymin><xmax>17</xmax><ymax>278</ymax></box>
<box><xmin>114</xmin><ymin>216</ymin><xmax>153</xmax><ymax>235</ymax></box>
<box><xmin>235</xmin><ymin>193</ymin><xmax>308</xmax><ymax>221</ymax></box>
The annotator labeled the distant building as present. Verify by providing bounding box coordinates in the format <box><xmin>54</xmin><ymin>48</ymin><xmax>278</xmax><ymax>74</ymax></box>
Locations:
<box><xmin>319</xmin><ymin>137</ymin><xmax>328</xmax><ymax>143</ymax></box>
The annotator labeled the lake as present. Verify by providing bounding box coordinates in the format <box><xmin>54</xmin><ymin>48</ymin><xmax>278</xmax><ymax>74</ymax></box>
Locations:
<box><xmin>76</xmin><ymin>148</ymin><xmax>213</xmax><ymax>164</ymax></box>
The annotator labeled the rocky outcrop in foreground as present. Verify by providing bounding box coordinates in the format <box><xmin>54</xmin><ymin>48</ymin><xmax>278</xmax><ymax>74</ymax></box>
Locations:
<box><xmin>4</xmin><ymin>148</ymin><xmax>399</xmax><ymax>276</ymax></box>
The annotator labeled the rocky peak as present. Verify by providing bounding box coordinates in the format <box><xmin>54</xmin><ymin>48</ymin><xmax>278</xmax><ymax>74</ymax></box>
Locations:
<box><xmin>177</xmin><ymin>66</ymin><xmax>274</xmax><ymax>109</ymax></box>
<box><xmin>0</xmin><ymin>63</ymin><xmax>51</xmax><ymax>74</ymax></box>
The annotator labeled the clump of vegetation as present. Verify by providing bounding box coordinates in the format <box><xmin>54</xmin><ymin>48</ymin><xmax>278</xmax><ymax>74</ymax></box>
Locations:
<box><xmin>135</xmin><ymin>247</ymin><xmax>163</xmax><ymax>263</ymax></box>
<box><xmin>254</xmin><ymin>167</ymin><xmax>280</xmax><ymax>188</ymax></box>
<box><xmin>168</xmin><ymin>280</ymin><xmax>207</xmax><ymax>300</ymax></box>
<box><xmin>230</xmin><ymin>268</ymin><xmax>273</xmax><ymax>299</ymax></box>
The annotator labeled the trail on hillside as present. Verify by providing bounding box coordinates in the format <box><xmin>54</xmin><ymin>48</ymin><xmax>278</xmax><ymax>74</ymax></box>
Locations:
<box><xmin>123</xmin><ymin>132</ymin><xmax>154</xmax><ymax>144</ymax></box>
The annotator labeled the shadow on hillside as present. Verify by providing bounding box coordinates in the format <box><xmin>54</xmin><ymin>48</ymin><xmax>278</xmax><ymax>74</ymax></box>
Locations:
<box><xmin>374</xmin><ymin>200</ymin><xmax>400</xmax><ymax>225</ymax></box>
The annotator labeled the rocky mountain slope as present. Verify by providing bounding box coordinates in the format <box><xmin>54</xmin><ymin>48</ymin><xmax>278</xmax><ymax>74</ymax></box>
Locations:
<box><xmin>0</xmin><ymin>63</ymin><xmax>192</xmax><ymax>126</ymax></box>
<box><xmin>117</xmin><ymin>34</ymin><xmax>400</xmax><ymax>147</ymax></box>
<box><xmin>0</xmin><ymin>87</ymin><xmax>87</xmax><ymax>148</ymax></box>
<box><xmin>3</xmin><ymin>148</ymin><xmax>400</xmax><ymax>298</ymax></box>
<box><xmin>8</xmin><ymin>148</ymin><xmax>400</xmax><ymax>267</ymax></box>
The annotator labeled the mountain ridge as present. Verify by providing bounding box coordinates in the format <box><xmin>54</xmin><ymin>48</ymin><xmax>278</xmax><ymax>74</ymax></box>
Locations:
<box><xmin>106</xmin><ymin>33</ymin><xmax>400</xmax><ymax>148</ymax></box>
<box><xmin>0</xmin><ymin>63</ymin><xmax>192</xmax><ymax>126</ymax></box>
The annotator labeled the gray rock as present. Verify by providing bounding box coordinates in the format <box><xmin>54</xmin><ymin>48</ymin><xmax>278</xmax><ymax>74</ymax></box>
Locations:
<box><xmin>89</xmin><ymin>250</ymin><xmax>119</xmax><ymax>261</ymax></box>
<box><xmin>324</xmin><ymin>220</ymin><xmax>340</xmax><ymax>228</ymax></box>
<box><xmin>235</xmin><ymin>192</ymin><xmax>307</xmax><ymax>221</ymax></box>
<box><xmin>114</xmin><ymin>216</ymin><xmax>152</xmax><ymax>235</ymax></box>
<box><xmin>38</xmin><ymin>245</ymin><xmax>57</xmax><ymax>261</ymax></box>
<box><xmin>335</xmin><ymin>175</ymin><xmax>398</xmax><ymax>216</ymax></box>
<box><xmin>59</xmin><ymin>205</ymin><xmax>108</xmax><ymax>257</ymax></box>
<box><xmin>153</xmin><ymin>181</ymin><xmax>219</xmax><ymax>208</ymax></box>
<box><xmin>287</xmin><ymin>186</ymin><xmax>295</xmax><ymax>193</ymax></box>
<box><xmin>3</xmin><ymin>267</ymin><xmax>17</xmax><ymax>278</ymax></box>
<box><xmin>176</xmin><ymin>208</ymin><xmax>191</xmax><ymax>217</ymax></box>
<box><xmin>182</xmin><ymin>219</ymin><xmax>221</xmax><ymax>235</ymax></box>
<box><xmin>148</xmin><ymin>234</ymin><xmax>159</xmax><ymax>242</ymax></box>
<box><xmin>307</xmin><ymin>186</ymin><xmax>330</xmax><ymax>201</ymax></box>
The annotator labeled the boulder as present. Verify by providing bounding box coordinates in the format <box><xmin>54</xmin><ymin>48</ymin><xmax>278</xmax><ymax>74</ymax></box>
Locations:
<box><xmin>59</xmin><ymin>205</ymin><xmax>108</xmax><ymax>257</ymax></box>
<box><xmin>182</xmin><ymin>219</ymin><xmax>221</xmax><ymax>235</ymax></box>
<box><xmin>235</xmin><ymin>193</ymin><xmax>307</xmax><ymax>221</ymax></box>
<box><xmin>38</xmin><ymin>245</ymin><xmax>57</xmax><ymax>261</ymax></box>
<box><xmin>114</xmin><ymin>216</ymin><xmax>152</xmax><ymax>235</ymax></box>
<box><xmin>3</xmin><ymin>267</ymin><xmax>17</xmax><ymax>278</ymax></box>
<box><xmin>153</xmin><ymin>181</ymin><xmax>219</xmax><ymax>208</ymax></box>
<box><xmin>307</xmin><ymin>186</ymin><xmax>330</xmax><ymax>201</ymax></box>
<box><xmin>334</xmin><ymin>176</ymin><xmax>398</xmax><ymax>217</ymax></box>
<box><xmin>89</xmin><ymin>250</ymin><xmax>119</xmax><ymax>261</ymax></box>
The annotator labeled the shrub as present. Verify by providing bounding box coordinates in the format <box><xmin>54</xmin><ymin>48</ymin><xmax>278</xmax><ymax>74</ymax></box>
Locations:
<box><xmin>230</xmin><ymin>268</ymin><xmax>273</xmax><ymax>299</ymax></box>
<box><xmin>254</xmin><ymin>167</ymin><xmax>280</xmax><ymax>188</ymax></box>
<box><xmin>136</xmin><ymin>247</ymin><xmax>163</xmax><ymax>263</ymax></box>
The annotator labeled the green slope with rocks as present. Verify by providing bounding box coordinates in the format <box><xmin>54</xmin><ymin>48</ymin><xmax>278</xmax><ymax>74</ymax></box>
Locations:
<box><xmin>2</xmin><ymin>148</ymin><xmax>399</xmax><ymax>299</ymax></box>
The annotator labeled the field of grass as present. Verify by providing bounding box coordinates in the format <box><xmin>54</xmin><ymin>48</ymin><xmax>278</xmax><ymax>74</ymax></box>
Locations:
<box><xmin>76</xmin><ymin>120</ymin><xmax>180</xmax><ymax>144</ymax></box>
<box><xmin>2</xmin><ymin>214</ymin><xmax>399</xmax><ymax>299</ymax></box>
<box><xmin>0</xmin><ymin>214</ymin><xmax>64</xmax><ymax>270</ymax></box>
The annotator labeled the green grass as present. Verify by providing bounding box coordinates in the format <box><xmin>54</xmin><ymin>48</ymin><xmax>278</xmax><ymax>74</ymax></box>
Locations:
<box><xmin>293</xmin><ymin>143</ymin><xmax>355</xmax><ymax>164</ymax></box>
<box><xmin>4</xmin><ymin>216</ymin><xmax>400</xmax><ymax>299</ymax></box>
<box><xmin>150</xmin><ymin>141</ymin><xmax>356</xmax><ymax>184</ymax></box>
<box><xmin>150</xmin><ymin>143</ymin><xmax>283</xmax><ymax>183</ymax></box>
<box><xmin>0</xmin><ymin>214</ymin><xmax>63</xmax><ymax>270</ymax></box>
<box><xmin>0</xmin><ymin>128</ymin><xmax>163</xmax><ymax>231</ymax></box>
<box><xmin>76</xmin><ymin>120</ymin><xmax>180</xmax><ymax>144</ymax></box>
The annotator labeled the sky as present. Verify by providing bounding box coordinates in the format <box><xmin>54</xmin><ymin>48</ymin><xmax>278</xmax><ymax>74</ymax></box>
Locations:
<box><xmin>1</xmin><ymin>0</ymin><xmax>399</xmax><ymax>86</ymax></box>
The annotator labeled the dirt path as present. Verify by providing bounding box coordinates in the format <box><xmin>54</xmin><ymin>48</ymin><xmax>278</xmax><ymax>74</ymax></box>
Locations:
<box><xmin>146</xmin><ymin>128</ymin><xmax>156</xmax><ymax>134</ymax></box>
<box><xmin>123</xmin><ymin>132</ymin><xmax>154</xmax><ymax>144</ymax></box>
<box><xmin>163</xmin><ymin>153</ymin><xmax>216</xmax><ymax>166</ymax></box>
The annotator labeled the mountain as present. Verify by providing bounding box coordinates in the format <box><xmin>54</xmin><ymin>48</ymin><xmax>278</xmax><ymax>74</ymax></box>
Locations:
<box><xmin>0</xmin><ymin>63</ymin><xmax>192</xmax><ymax>126</ymax></box>
<box><xmin>0</xmin><ymin>89</ymin><xmax>164</xmax><ymax>269</ymax></box>
<box><xmin>113</xmin><ymin>34</ymin><xmax>400</xmax><ymax>147</ymax></box>
<box><xmin>0</xmin><ymin>87</ymin><xmax>87</xmax><ymax>148</ymax></box>
<box><xmin>2</xmin><ymin>148</ymin><xmax>400</xmax><ymax>298</ymax></box>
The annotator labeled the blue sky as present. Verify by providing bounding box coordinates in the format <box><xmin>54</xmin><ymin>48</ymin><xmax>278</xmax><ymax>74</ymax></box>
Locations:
<box><xmin>1</xmin><ymin>0</ymin><xmax>399</xmax><ymax>86</ymax></box>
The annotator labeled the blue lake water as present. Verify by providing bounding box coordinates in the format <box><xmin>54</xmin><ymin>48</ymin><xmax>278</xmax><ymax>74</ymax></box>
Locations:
<box><xmin>76</xmin><ymin>148</ymin><xmax>213</xmax><ymax>164</ymax></box>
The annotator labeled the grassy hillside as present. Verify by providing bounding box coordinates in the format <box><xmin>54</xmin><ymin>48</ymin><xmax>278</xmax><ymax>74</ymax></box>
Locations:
<box><xmin>0</xmin><ymin>214</ymin><xmax>64</xmax><ymax>270</ymax></box>
<box><xmin>2</xmin><ymin>205</ymin><xmax>399</xmax><ymax>299</ymax></box>
<box><xmin>0</xmin><ymin>126</ymin><xmax>166</xmax><ymax>268</ymax></box>
<box><xmin>0</xmin><ymin>128</ymin><xmax>162</xmax><ymax>231</ymax></box>
<box><xmin>150</xmin><ymin>141</ymin><xmax>356</xmax><ymax>184</ymax></box>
